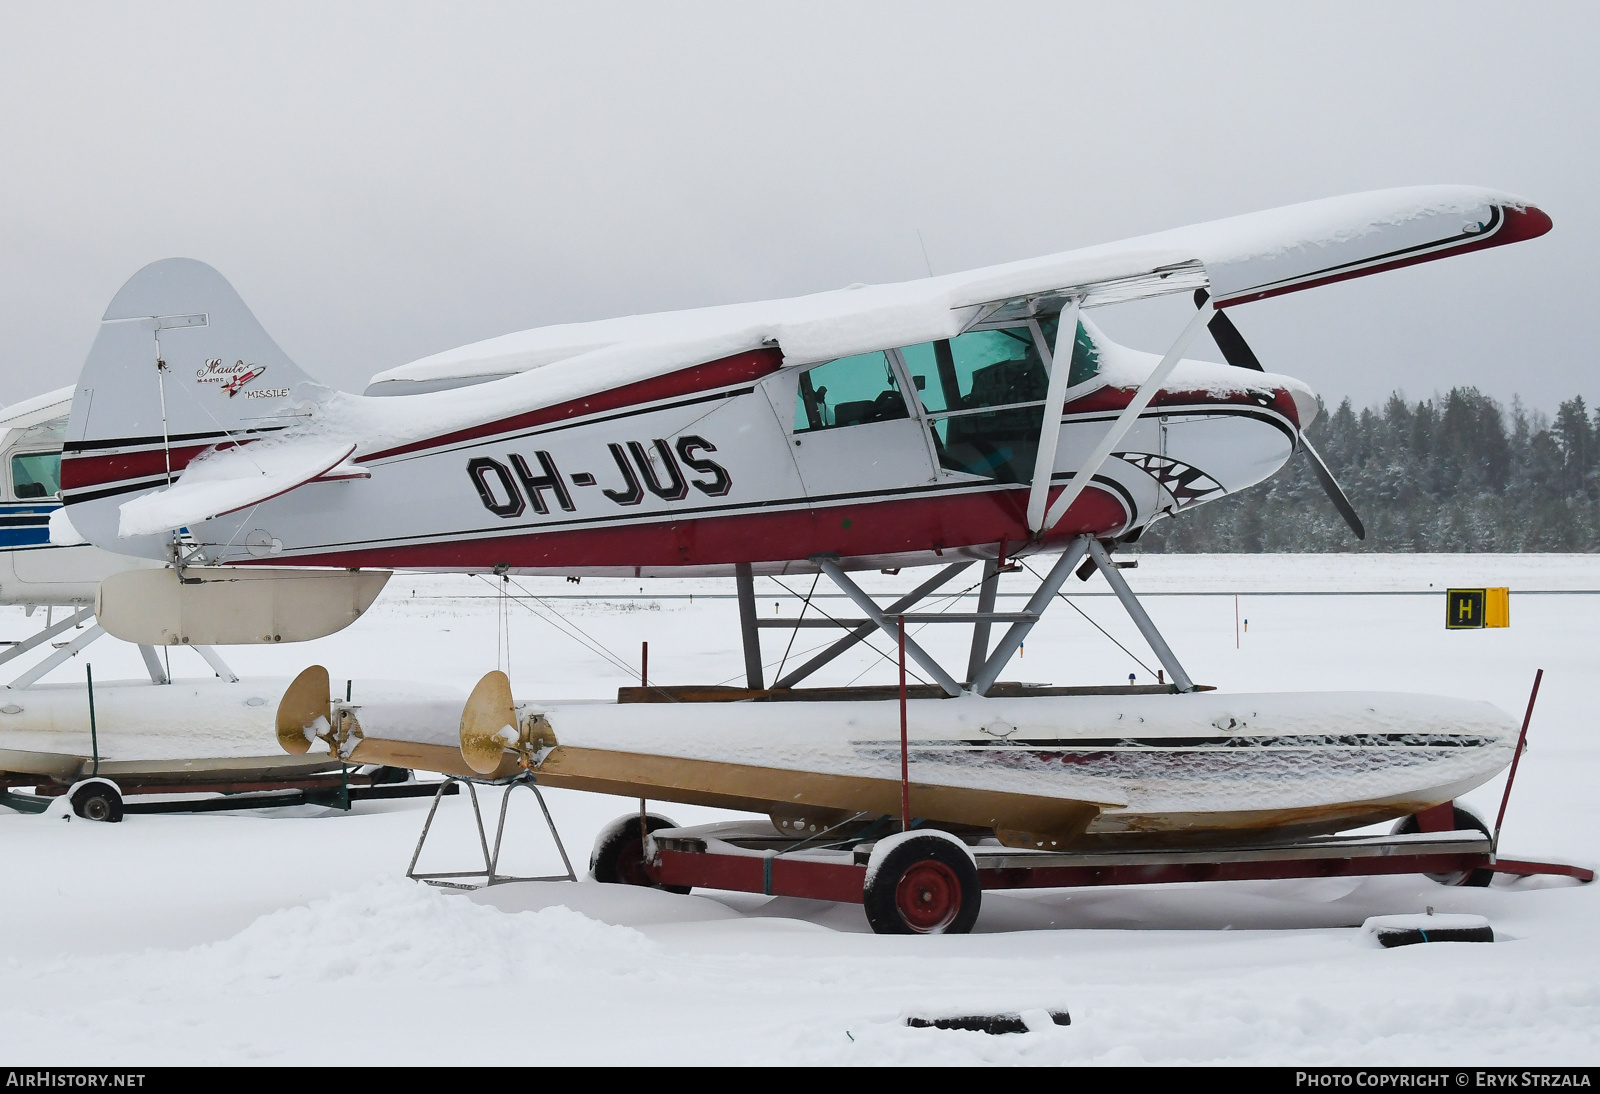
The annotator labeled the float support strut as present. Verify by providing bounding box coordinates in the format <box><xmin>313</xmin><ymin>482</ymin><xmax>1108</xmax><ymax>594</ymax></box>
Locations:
<box><xmin>775</xmin><ymin>561</ymin><xmax>972</xmax><ymax>690</ymax></box>
<box><xmin>817</xmin><ymin>559</ymin><xmax>962</xmax><ymax>697</ymax></box>
<box><xmin>970</xmin><ymin>537</ymin><xmax>1090</xmax><ymax>695</ymax></box>
<box><xmin>138</xmin><ymin>644</ymin><xmax>169</xmax><ymax>685</ymax></box>
<box><xmin>191</xmin><ymin>645</ymin><xmax>239</xmax><ymax>683</ymax></box>
<box><xmin>8</xmin><ymin>624</ymin><xmax>105</xmax><ymax>691</ymax></box>
<box><xmin>0</xmin><ymin>608</ymin><xmax>91</xmax><ymax>672</ymax></box>
<box><xmin>1087</xmin><ymin>538</ymin><xmax>1194</xmax><ymax>692</ymax></box>
<box><xmin>735</xmin><ymin>562</ymin><xmax>763</xmax><ymax>691</ymax></box>
<box><xmin>964</xmin><ymin>559</ymin><xmax>1000</xmax><ymax>685</ymax></box>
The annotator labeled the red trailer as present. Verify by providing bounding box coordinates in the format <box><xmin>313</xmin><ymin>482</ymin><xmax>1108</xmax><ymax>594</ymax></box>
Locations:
<box><xmin>620</xmin><ymin>807</ymin><xmax>1591</xmax><ymax>936</ymax></box>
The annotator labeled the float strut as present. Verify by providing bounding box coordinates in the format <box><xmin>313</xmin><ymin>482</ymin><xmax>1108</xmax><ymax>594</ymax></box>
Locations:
<box><xmin>970</xmin><ymin>537</ymin><xmax>1091</xmax><ymax>695</ymax></box>
<box><xmin>1087</xmin><ymin>538</ymin><xmax>1194</xmax><ymax>692</ymax></box>
<box><xmin>735</xmin><ymin>562</ymin><xmax>763</xmax><ymax>691</ymax></box>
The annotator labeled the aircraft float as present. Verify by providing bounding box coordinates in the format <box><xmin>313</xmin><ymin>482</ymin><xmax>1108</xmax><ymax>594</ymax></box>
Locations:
<box><xmin>37</xmin><ymin>185</ymin><xmax>1572</xmax><ymax>926</ymax></box>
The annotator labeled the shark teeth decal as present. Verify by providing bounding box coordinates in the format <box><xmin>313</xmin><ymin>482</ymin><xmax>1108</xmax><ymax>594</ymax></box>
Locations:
<box><xmin>1114</xmin><ymin>452</ymin><xmax>1226</xmax><ymax>510</ymax></box>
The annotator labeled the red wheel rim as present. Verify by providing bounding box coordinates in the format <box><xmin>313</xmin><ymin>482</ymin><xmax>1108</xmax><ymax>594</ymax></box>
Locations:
<box><xmin>894</xmin><ymin>860</ymin><xmax>962</xmax><ymax>933</ymax></box>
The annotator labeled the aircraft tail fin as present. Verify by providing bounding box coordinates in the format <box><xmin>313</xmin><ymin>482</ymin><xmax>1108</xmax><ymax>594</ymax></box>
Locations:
<box><xmin>60</xmin><ymin>259</ymin><xmax>326</xmax><ymax>554</ymax></box>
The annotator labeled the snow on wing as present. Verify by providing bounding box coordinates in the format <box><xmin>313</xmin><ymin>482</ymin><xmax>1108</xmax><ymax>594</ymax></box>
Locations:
<box><xmin>367</xmin><ymin>186</ymin><xmax>1549</xmax><ymax>403</ymax></box>
<box><xmin>117</xmin><ymin>441</ymin><xmax>356</xmax><ymax>538</ymax></box>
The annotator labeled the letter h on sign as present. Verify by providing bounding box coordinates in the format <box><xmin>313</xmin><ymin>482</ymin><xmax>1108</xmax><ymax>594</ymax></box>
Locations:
<box><xmin>1447</xmin><ymin>589</ymin><xmax>1485</xmax><ymax>629</ymax></box>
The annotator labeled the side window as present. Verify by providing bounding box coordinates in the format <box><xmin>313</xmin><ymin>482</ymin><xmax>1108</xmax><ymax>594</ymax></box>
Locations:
<box><xmin>793</xmin><ymin>350</ymin><xmax>911</xmax><ymax>433</ymax></box>
<box><xmin>11</xmin><ymin>452</ymin><xmax>60</xmax><ymax>500</ymax></box>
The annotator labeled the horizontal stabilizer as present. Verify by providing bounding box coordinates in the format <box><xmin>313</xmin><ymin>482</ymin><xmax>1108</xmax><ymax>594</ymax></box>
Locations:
<box><xmin>97</xmin><ymin>566</ymin><xmax>390</xmax><ymax>645</ymax></box>
<box><xmin>117</xmin><ymin>441</ymin><xmax>356</xmax><ymax>539</ymax></box>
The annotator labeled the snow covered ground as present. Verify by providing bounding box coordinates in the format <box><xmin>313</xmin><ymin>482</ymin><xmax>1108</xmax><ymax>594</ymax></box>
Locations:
<box><xmin>0</xmin><ymin>554</ymin><xmax>1594</xmax><ymax>1065</ymax></box>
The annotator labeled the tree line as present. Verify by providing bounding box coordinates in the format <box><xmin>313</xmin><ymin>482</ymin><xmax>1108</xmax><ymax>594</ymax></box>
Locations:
<box><xmin>1138</xmin><ymin>389</ymin><xmax>1600</xmax><ymax>552</ymax></box>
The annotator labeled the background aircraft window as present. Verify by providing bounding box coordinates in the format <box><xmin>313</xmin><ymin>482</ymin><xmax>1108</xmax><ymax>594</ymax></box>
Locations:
<box><xmin>794</xmin><ymin>350</ymin><xmax>910</xmax><ymax>432</ymax></box>
<box><xmin>11</xmin><ymin>452</ymin><xmax>60</xmax><ymax>499</ymax></box>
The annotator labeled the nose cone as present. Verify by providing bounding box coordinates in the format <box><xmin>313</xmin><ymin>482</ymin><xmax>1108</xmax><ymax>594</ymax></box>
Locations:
<box><xmin>1285</xmin><ymin>378</ymin><xmax>1320</xmax><ymax>433</ymax></box>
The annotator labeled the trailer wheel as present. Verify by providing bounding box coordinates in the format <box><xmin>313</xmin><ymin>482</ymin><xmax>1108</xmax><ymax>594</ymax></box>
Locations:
<box><xmin>589</xmin><ymin>813</ymin><xmax>690</xmax><ymax>894</ymax></box>
<box><xmin>70</xmin><ymin>782</ymin><xmax>123</xmax><ymax>823</ymax></box>
<box><xmin>1391</xmin><ymin>805</ymin><xmax>1494</xmax><ymax>887</ymax></box>
<box><xmin>864</xmin><ymin>835</ymin><xmax>981</xmax><ymax>935</ymax></box>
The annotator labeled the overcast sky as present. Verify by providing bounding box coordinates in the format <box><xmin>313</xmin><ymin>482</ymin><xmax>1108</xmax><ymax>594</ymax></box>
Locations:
<box><xmin>0</xmin><ymin>1</ymin><xmax>1592</xmax><ymax>418</ymax></box>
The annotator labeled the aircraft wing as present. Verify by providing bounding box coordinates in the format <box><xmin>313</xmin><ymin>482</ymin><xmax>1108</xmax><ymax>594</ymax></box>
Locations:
<box><xmin>0</xmin><ymin>385</ymin><xmax>75</xmax><ymax>432</ymax></box>
<box><xmin>117</xmin><ymin>441</ymin><xmax>357</xmax><ymax>539</ymax></box>
<box><xmin>366</xmin><ymin>185</ymin><xmax>1548</xmax><ymax>396</ymax></box>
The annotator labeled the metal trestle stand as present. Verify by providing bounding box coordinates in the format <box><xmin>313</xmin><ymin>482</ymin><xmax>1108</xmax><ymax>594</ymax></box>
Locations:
<box><xmin>406</xmin><ymin>772</ymin><xmax>576</xmax><ymax>889</ymax></box>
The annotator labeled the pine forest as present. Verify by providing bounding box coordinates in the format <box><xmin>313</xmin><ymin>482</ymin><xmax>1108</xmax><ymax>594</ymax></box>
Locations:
<box><xmin>1138</xmin><ymin>389</ymin><xmax>1600</xmax><ymax>553</ymax></box>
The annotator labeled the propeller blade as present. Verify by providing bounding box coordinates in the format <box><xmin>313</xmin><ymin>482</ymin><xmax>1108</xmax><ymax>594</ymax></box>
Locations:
<box><xmin>1301</xmin><ymin>439</ymin><xmax>1366</xmax><ymax>540</ymax></box>
<box><xmin>1193</xmin><ymin>288</ymin><xmax>1263</xmax><ymax>371</ymax></box>
<box><xmin>1194</xmin><ymin>288</ymin><xmax>1365</xmax><ymax>540</ymax></box>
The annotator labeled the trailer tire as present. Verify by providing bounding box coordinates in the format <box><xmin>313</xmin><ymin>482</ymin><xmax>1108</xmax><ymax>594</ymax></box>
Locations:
<box><xmin>70</xmin><ymin>782</ymin><xmax>123</xmax><ymax>823</ymax></box>
<box><xmin>1391</xmin><ymin>805</ymin><xmax>1494</xmax><ymax>887</ymax></box>
<box><xmin>864</xmin><ymin>835</ymin><xmax>981</xmax><ymax>935</ymax></box>
<box><xmin>589</xmin><ymin>813</ymin><xmax>690</xmax><ymax>894</ymax></box>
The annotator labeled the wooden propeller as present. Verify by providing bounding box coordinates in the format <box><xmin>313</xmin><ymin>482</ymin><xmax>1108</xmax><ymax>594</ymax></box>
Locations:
<box><xmin>276</xmin><ymin>665</ymin><xmax>331</xmax><ymax>755</ymax></box>
<box><xmin>460</xmin><ymin>670</ymin><xmax>519</xmax><ymax>775</ymax></box>
<box><xmin>459</xmin><ymin>670</ymin><xmax>557</xmax><ymax>775</ymax></box>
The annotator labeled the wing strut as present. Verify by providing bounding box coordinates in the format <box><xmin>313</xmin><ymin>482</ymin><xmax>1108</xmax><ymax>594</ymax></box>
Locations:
<box><xmin>1025</xmin><ymin>301</ymin><xmax>1080</xmax><ymax>534</ymax></box>
<box><xmin>1037</xmin><ymin>298</ymin><xmax>1215</xmax><ymax>535</ymax></box>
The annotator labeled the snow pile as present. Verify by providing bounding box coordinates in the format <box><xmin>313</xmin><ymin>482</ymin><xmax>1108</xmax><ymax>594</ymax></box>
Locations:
<box><xmin>201</xmin><ymin>877</ymin><xmax>654</xmax><ymax>987</ymax></box>
<box><xmin>1</xmin><ymin>872</ymin><xmax>1594</xmax><ymax>1065</ymax></box>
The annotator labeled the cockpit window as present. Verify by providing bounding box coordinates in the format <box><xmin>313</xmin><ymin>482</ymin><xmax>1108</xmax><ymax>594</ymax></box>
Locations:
<box><xmin>12</xmin><ymin>452</ymin><xmax>60</xmax><ymax>500</ymax></box>
<box><xmin>793</xmin><ymin>350</ymin><xmax>911</xmax><ymax>433</ymax></box>
<box><xmin>900</xmin><ymin>327</ymin><xmax>1041</xmax><ymax>415</ymax></box>
<box><xmin>893</xmin><ymin>319</ymin><xmax>1102</xmax><ymax>482</ymax></box>
<box><xmin>1061</xmin><ymin>318</ymin><xmax>1101</xmax><ymax>388</ymax></box>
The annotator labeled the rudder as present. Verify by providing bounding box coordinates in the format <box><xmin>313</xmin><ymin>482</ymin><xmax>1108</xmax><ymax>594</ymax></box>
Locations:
<box><xmin>61</xmin><ymin>259</ymin><xmax>324</xmax><ymax>558</ymax></box>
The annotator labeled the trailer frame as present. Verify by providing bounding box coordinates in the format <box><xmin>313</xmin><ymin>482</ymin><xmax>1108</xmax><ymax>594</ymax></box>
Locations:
<box><xmin>640</xmin><ymin>808</ymin><xmax>1591</xmax><ymax>932</ymax></box>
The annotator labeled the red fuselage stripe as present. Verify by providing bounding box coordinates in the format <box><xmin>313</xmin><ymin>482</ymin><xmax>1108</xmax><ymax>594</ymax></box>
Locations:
<box><xmin>361</xmin><ymin>348</ymin><xmax>785</xmax><ymax>463</ymax></box>
<box><xmin>257</xmin><ymin>484</ymin><xmax>1128</xmax><ymax>571</ymax></box>
<box><xmin>60</xmin><ymin>441</ymin><xmax>241</xmax><ymax>492</ymax></box>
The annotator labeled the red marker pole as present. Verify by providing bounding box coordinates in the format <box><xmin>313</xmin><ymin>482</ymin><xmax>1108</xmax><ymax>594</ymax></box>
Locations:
<box><xmin>641</xmin><ymin>641</ymin><xmax>648</xmax><ymax>688</ymax></box>
<box><xmin>1492</xmin><ymin>668</ymin><xmax>1543</xmax><ymax>853</ymax></box>
<box><xmin>898</xmin><ymin>614</ymin><xmax>910</xmax><ymax>833</ymax></box>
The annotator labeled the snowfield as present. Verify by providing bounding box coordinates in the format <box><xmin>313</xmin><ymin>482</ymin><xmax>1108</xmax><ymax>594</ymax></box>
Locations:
<box><xmin>0</xmin><ymin>553</ymin><xmax>1594</xmax><ymax>1065</ymax></box>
